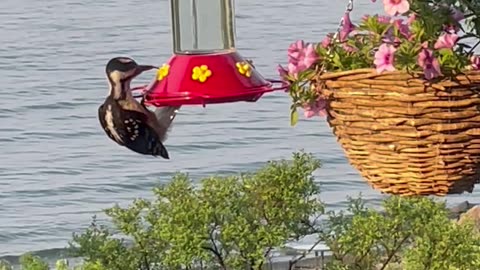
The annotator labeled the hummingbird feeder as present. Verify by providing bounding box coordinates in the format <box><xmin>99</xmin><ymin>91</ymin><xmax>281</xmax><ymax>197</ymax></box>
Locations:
<box><xmin>136</xmin><ymin>0</ymin><xmax>287</xmax><ymax>107</ymax></box>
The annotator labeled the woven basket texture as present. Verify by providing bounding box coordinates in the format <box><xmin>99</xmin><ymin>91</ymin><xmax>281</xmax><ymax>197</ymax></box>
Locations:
<box><xmin>317</xmin><ymin>68</ymin><xmax>480</xmax><ymax>196</ymax></box>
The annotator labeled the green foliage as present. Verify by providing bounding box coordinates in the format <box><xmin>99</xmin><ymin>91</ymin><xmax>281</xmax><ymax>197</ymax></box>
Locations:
<box><xmin>79</xmin><ymin>261</ymin><xmax>107</xmax><ymax>270</ymax></box>
<box><xmin>322</xmin><ymin>196</ymin><xmax>480</xmax><ymax>270</ymax></box>
<box><xmin>12</xmin><ymin>152</ymin><xmax>480</xmax><ymax>270</ymax></box>
<box><xmin>0</xmin><ymin>260</ymin><xmax>13</xmax><ymax>270</ymax></box>
<box><xmin>55</xmin><ymin>260</ymin><xmax>69</xmax><ymax>270</ymax></box>
<box><xmin>1</xmin><ymin>256</ymin><xmax>105</xmax><ymax>270</ymax></box>
<box><xmin>69</xmin><ymin>216</ymin><xmax>136</xmax><ymax>270</ymax></box>
<box><xmin>69</xmin><ymin>151</ymin><xmax>323</xmax><ymax>270</ymax></box>
<box><xmin>19</xmin><ymin>253</ymin><xmax>49</xmax><ymax>270</ymax></box>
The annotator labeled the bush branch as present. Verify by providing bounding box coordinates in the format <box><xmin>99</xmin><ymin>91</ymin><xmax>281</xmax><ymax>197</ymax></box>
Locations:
<box><xmin>288</xmin><ymin>238</ymin><xmax>324</xmax><ymax>270</ymax></box>
<box><xmin>379</xmin><ymin>234</ymin><xmax>411</xmax><ymax>270</ymax></box>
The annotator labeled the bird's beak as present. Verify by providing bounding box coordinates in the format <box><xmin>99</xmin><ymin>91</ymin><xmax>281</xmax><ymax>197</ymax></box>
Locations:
<box><xmin>132</xmin><ymin>65</ymin><xmax>158</xmax><ymax>77</ymax></box>
<box><xmin>130</xmin><ymin>65</ymin><xmax>158</xmax><ymax>79</ymax></box>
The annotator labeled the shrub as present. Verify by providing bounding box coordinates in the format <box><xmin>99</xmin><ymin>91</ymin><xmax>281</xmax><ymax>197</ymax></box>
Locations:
<box><xmin>0</xmin><ymin>260</ymin><xmax>13</xmax><ymax>270</ymax></box>
<box><xmin>9</xmin><ymin>152</ymin><xmax>480</xmax><ymax>269</ymax></box>
<box><xmin>322</xmin><ymin>195</ymin><xmax>480</xmax><ymax>270</ymax></box>
<box><xmin>69</xmin><ymin>151</ymin><xmax>324</xmax><ymax>270</ymax></box>
<box><xmin>19</xmin><ymin>253</ymin><xmax>49</xmax><ymax>270</ymax></box>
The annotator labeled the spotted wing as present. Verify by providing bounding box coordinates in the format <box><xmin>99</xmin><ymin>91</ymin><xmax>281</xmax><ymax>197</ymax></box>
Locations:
<box><xmin>117</xmin><ymin>109</ymin><xmax>170</xmax><ymax>159</ymax></box>
<box><xmin>98</xmin><ymin>103</ymin><xmax>169</xmax><ymax>159</ymax></box>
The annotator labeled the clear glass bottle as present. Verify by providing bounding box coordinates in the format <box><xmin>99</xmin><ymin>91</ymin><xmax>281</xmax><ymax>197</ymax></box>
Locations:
<box><xmin>171</xmin><ymin>0</ymin><xmax>236</xmax><ymax>54</ymax></box>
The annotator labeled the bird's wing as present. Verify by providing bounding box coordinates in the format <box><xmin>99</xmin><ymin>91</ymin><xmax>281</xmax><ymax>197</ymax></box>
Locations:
<box><xmin>98</xmin><ymin>102</ymin><xmax>170</xmax><ymax>159</ymax></box>
<box><xmin>98</xmin><ymin>103</ymin><xmax>125</xmax><ymax>145</ymax></box>
<box><xmin>118</xmin><ymin>109</ymin><xmax>170</xmax><ymax>159</ymax></box>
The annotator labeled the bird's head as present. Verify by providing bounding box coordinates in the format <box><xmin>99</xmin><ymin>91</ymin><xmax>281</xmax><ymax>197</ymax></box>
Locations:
<box><xmin>105</xmin><ymin>57</ymin><xmax>157</xmax><ymax>99</ymax></box>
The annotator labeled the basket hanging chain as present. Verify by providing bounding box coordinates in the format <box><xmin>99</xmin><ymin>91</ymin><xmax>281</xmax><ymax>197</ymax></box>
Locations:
<box><xmin>330</xmin><ymin>0</ymin><xmax>354</xmax><ymax>44</ymax></box>
<box><xmin>318</xmin><ymin>0</ymin><xmax>354</xmax><ymax>74</ymax></box>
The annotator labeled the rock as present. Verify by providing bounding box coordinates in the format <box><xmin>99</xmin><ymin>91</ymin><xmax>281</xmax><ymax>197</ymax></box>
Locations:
<box><xmin>448</xmin><ymin>201</ymin><xmax>472</xmax><ymax>220</ymax></box>
<box><xmin>457</xmin><ymin>205</ymin><xmax>480</xmax><ymax>233</ymax></box>
<box><xmin>450</xmin><ymin>201</ymin><xmax>470</xmax><ymax>215</ymax></box>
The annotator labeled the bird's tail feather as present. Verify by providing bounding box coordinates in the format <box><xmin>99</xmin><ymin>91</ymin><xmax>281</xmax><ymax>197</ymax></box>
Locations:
<box><xmin>153</xmin><ymin>141</ymin><xmax>170</xmax><ymax>159</ymax></box>
<box><xmin>153</xmin><ymin>106</ymin><xmax>181</xmax><ymax>142</ymax></box>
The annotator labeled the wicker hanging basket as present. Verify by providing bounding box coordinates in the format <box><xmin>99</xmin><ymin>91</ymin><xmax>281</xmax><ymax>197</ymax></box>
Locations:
<box><xmin>316</xmin><ymin>68</ymin><xmax>480</xmax><ymax>196</ymax></box>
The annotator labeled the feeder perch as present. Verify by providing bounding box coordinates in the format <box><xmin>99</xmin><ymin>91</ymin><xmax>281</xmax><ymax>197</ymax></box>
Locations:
<box><xmin>138</xmin><ymin>0</ymin><xmax>286</xmax><ymax>107</ymax></box>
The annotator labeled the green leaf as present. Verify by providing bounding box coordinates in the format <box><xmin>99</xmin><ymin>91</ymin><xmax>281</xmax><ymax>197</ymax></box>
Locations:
<box><xmin>290</xmin><ymin>108</ymin><xmax>299</xmax><ymax>126</ymax></box>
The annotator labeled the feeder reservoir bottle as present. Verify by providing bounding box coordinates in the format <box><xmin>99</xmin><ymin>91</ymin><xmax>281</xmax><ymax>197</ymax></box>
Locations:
<box><xmin>171</xmin><ymin>0</ymin><xmax>236</xmax><ymax>54</ymax></box>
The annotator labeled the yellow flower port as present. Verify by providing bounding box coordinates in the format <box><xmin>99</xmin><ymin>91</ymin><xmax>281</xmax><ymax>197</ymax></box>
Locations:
<box><xmin>236</xmin><ymin>62</ymin><xmax>252</xmax><ymax>77</ymax></box>
<box><xmin>156</xmin><ymin>64</ymin><xmax>170</xmax><ymax>81</ymax></box>
<box><xmin>192</xmin><ymin>65</ymin><xmax>212</xmax><ymax>83</ymax></box>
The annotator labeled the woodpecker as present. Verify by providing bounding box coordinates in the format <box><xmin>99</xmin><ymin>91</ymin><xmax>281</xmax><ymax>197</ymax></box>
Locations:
<box><xmin>98</xmin><ymin>56</ymin><xmax>179</xmax><ymax>159</ymax></box>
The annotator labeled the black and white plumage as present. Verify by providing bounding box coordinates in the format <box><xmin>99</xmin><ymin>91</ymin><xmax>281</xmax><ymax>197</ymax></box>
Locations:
<box><xmin>98</xmin><ymin>56</ymin><xmax>179</xmax><ymax>159</ymax></box>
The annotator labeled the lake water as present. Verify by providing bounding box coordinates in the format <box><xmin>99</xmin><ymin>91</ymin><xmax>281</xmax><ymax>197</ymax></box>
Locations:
<box><xmin>1</xmin><ymin>0</ymin><xmax>479</xmax><ymax>261</ymax></box>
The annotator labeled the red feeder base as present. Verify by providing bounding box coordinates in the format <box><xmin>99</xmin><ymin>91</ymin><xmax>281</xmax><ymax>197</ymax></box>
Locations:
<box><xmin>137</xmin><ymin>50</ymin><xmax>286</xmax><ymax>107</ymax></box>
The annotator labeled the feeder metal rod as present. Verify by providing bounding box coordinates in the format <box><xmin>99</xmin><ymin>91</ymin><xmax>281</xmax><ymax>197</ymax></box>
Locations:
<box><xmin>221</xmin><ymin>0</ymin><xmax>227</xmax><ymax>49</ymax></box>
<box><xmin>192</xmin><ymin>0</ymin><xmax>199</xmax><ymax>50</ymax></box>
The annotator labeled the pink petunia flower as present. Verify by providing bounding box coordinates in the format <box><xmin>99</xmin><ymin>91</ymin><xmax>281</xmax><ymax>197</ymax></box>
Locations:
<box><xmin>287</xmin><ymin>63</ymin><xmax>298</xmax><ymax>78</ymax></box>
<box><xmin>339</xmin><ymin>12</ymin><xmax>355</xmax><ymax>42</ymax></box>
<box><xmin>407</xmin><ymin>13</ymin><xmax>417</xmax><ymax>25</ymax></box>
<box><xmin>471</xmin><ymin>56</ymin><xmax>480</xmax><ymax>70</ymax></box>
<box><xmin>434</xmin><ymin>32</ymin><xmax>458</xmax><ymax>49</ymax></box>
<box><xmin>287</xmin><ymin>40</ymin><xmax>319</xmax><ymax>76</ymax></box>
<box><xmin>277</xmin><ymin>64</ymin><xmax>288</xmax><ymax>77</ymax></box>
<box><xmin>444</xmin><ymin>24</ymin><xmax>460</xmax><ymax>34</ymax></box>
<box><xmin>392</xmin><ymin>18</ymin><xmax>412</xmax><ymax>39</ymax></box>
<box><xmin>439</xmin><ymin>4</ymin><xmax>465</xmax><ymax>22</ymax></box>
<box><xmin>435</xmin><ymin>4</ymin><xmax>464</xmax><ymax>33</ymax></box>
<box><xmin>383</xmin><ymin>0</ymin><xmax>410</xmax><ymax>16</ymax></box>
<box><xmin>321</xmin><ymin>34</ymin><xmax>333</xmax><ymax>48</ymax></box>
<box><xmin>378</xmin><ymin>15</ymin><xmax>392</xmax><ymax>24</ymax></box>
<box><xmin>382</xmin><ymin>29</ymin><xmax>395</xmax><ymax>43</ymax></box>
<box><xmin>418</xmin><ymin>47</ymin><xmax>443</xmax><ymax>80</ymax></box>
<box><xmin>301</xmin><ymin>44</ymin><xmax>319</xmax><ymax>69</ymax></box>
<box><xmin>374</xmin><ymin>43</ymin><xmax>397</xmax><ymax>74</ymax></box>
<box><xmin>288</xmin><ymin>40</ymin><xmax>305</xmax><ymax>63</ymax></box>
<box><xmin>392</xmin><ymin>37</ymin><xmax>402</xmax><ymax>47</ymax></box>
<box><xmin>303</xmin><ymin>99</ymin><xmax>327</xmax><ymax>118</ymax></box>
<box><xmin>277</xmin><ymin>64</ymin><xmax>290</xmax><ymax>85</ymax></box>
<box><xmin>343</xmin><ymin>43</ymin><xmax>358</xmax><ymax>53</ymax></box>
<box><xmin>450</xmin><ymin>6</ymin><xmax>465</xmax><ymax>22</ymax></box>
